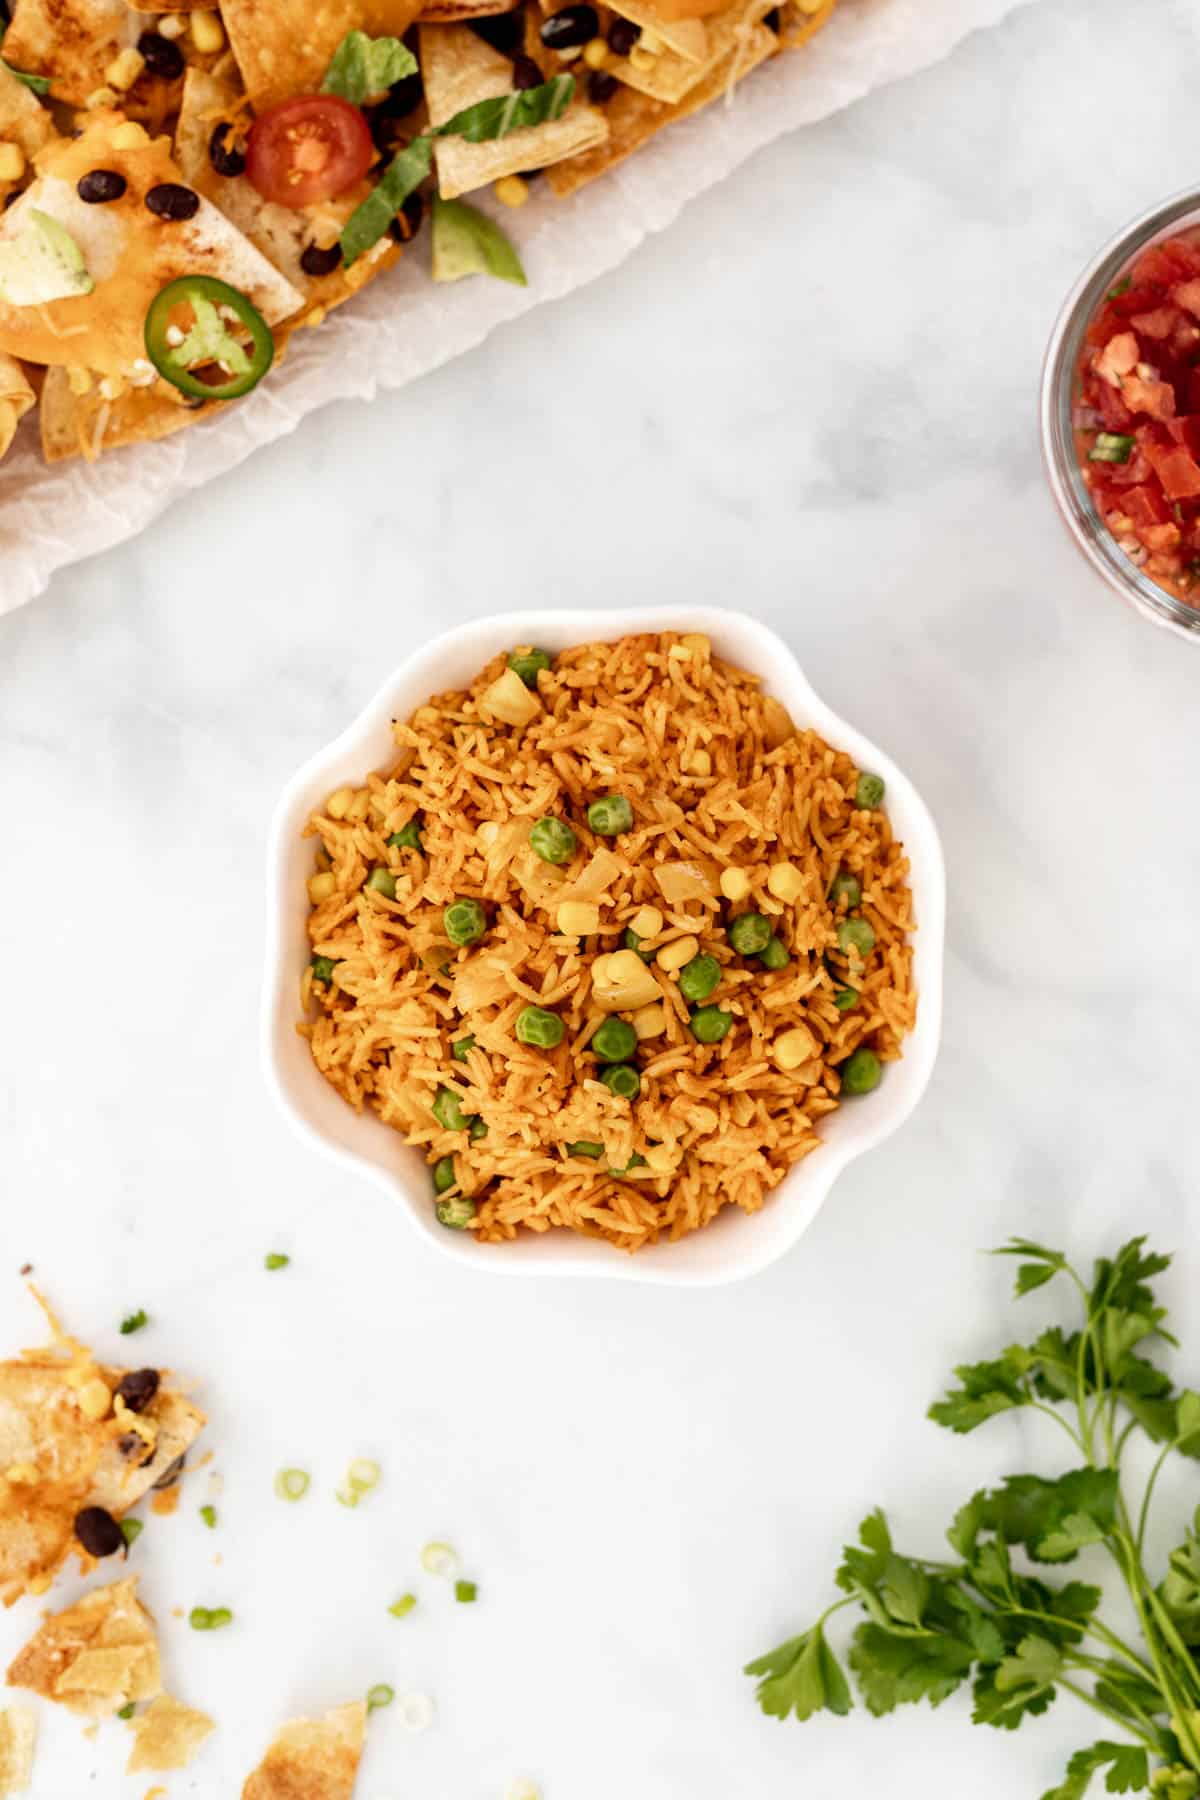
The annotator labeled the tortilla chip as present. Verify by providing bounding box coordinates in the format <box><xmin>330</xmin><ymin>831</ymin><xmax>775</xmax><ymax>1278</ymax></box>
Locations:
<box><xmin>242</xmin><ymin>1702</ymin><xmax>366</xmax><ymax>1800</ymax></box>
<box><xmin>548</xmin><ymin>20</ymin><xmax>775</xmax><ymax>195</ymax></box>
<box><xmin>0</xmin><ymin>0</ymin><xmax>142</xmax><ymax>109</ymax></box>
<box><xmin>0</xmin><ymin>356</ymin><xmax>35</xmax><ymax>462</ymax></box>
<box><xmin>174</xmin><ymin>67</ymin><xmax>400</xmax><ymax>306</ymax></box>
<box><xmin>0</xmin><ymin>1709</ymin><xmax>35</xmax><ymax>1797</ymax></box>
<box><xmin>418</xmin><ymin>0</ymin><xmax>520</xmax><ymax>17</ymax></box>
<box><xmin>421</xmin><ymin>25</ymin><xmax>607</xmax><ymax>198</ymax></box>
<box><xmin>0</xmin><ymin>1307</ymin><xmax>205</xmax><ymax>1606</ymax></box>
<box><xmin>127</xmin><ymin>1695</ymin><xmax>215</xmax><ymax>1773</ymax></box>
<box><xmin>0</xmin><ymin>112</ymin><xmax>303</xmax><ymax>377</ymax></box>
<box><xmin>221</xmin><ymin>0</ymin><xmax>425</xmax><ymax>109</ymax></box>
<box><xmin>39</xmin><ymin>364</ymin><xmax>214</xmax><ymax>462</ymax></box>
<box><xmin>777</xmin><ymin>0</ymin><xmax>836</xmax><ymax>46</ymax></box>
<box><xmin>606</xmin><ymin>0</ymin><xmax>710</xmax><ymax>63</ymax></box>
<box><xmin>8</xmin><ymin>1575</ymin><xmax>161</xmax><ymax>1715</ymax></box>
<box><xmin>0</xmin><ymin>63</ymin><xmax>56</xmax><ymax>207</ymax></box>
<box><xmin>605</xmin><ymin>0</ymin><xmax>772</xmax><ymax>102</ymax></box>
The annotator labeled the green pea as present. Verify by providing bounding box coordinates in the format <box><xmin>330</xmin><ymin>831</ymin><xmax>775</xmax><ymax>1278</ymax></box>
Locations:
<box><xmin>837</xmin><ymin>917</ymin><xmax>876</xmax><ymax>958</ymax></box>
<box><xmin>591</xmin><ymin>1017</ymin><xmax>637</xmax><ymax>1062</ymax></box>
<box><xmin>451</xmin><ymin>1035</ymin><xmax>475</xmax><ymax>1062</ymax></box>
<box><xmin>600</xmin><ymin>1063</ymin><xmax>640</xmax><ymax>1100</ymax></box>
<box><xmin>623</xmin><ymin>927</ymin><xmax>653</xmax><ymax>964</ymax></box>
<box><xmin>310</xmin><ymin>954</ymin><xmax>338</xmax><ymax>985</ymax></box>
<box><xmin>834</xmin><ymin>987</ymin><xmax>860</xmax><ymax>1012</ymax></box>
<box><xmin>432</xmin><ymin>1085</ymin><xmax>469</xmax><ymax>1132</ymax></box>
<box><xmin>508</xmin><ymin>648</ymin><xmax>552</xmax><ymax>688</ymax></box>
<box><xmin>728</xmin><ymin>912</ymin><xmax>771</xmax><ymax>956</ymax></box>
<box><xmin>432</xmin><ymin>1155</ymin><xmax>457</xmax><ymax>1195</ymax></box>
<box><xmin>841</xmin><ymin>1047</ymin><xmax>882</xmax><ymax>1095</ymax></box>
<box><xmin>365</xmin><ymin>868</ymin><xmax>396</xmax><ymax>899</ymax></box>
<box><xmin>828</xmin><ymin>871</ymin><xmax>861</xmax><ymax>910</ymax></box>
<box><xmin>444</xmin><ymin>898</ymin><xmax>487</xmax><ymax>946</ymax></box>
<box><xmin>566</xmin><ymin>1140</ymin><xmax>604</xmax><ymax>1159</ymax></box>
<box><xmin>530</xmin><ymin>816</ymin><xmax>577</xmax><ymax>865</ymax></box>
<box><xmin>758</xmin><ymin>937</ymin><xmax>790</xmax><ymax>972</ymax></box>
<box><xmin>689</xmin><ymin>1005</ymin><xmax>733</xmax><ymax>1044</ymax></box>
<box><xmin>678</xmin><ymin>954</ymin><xmax>721</xmax><ymax>1002</ymax></box>
<box><xmin>855</xmin><ymin>773</ymin><xmax>885</xmax><ymax>810</ymax></box>
<box><xmin>587</xmin><ymin>794</ymin><xmax>633</xmax><ymax>837</ymax></box>
<box><xmin>436</xmin><ymin>1195</ymin><xmax>477</xmax><ymax>1230</ymax></box>
<box><xmin>515</xmin><ymin>1005</ymin><xmax>565</xmax><ymax>1050</ymax></box>
<box><xmin>469</xmin><ymin>1115</ymin><xmax>488</xmax><ymax>1141</ymax></box>
<box><xmin>387</xmin><ymin>820</ymin><xmax>422</xmax><ymax>851</ymax></box>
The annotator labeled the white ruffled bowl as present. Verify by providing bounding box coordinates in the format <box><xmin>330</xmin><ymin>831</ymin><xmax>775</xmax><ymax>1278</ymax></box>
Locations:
<box><xmin>262</xmin><ymin>607</ymin><xmax>945</xmax><ymax>1287</ymax></box>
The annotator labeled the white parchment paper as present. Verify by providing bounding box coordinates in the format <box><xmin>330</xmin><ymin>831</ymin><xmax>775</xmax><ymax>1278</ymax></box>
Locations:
<box><xmin>0</xmin><ymin>0</ymin><xmax>1037</xmax><ymax>613</ymax></box>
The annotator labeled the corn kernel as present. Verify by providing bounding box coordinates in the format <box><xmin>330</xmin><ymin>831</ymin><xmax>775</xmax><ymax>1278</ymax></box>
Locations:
<box><xmin>0</xmin><ymin>143</ymin><xmax>26</xmax><ymax>184</ymax></box>
<box><xmin>78</xmin><ymin>1377</ymin><xmax>112</xmax><ymax>1421</ymax></box>
<box><xmin>84</xmin><ymin>86</ymin><xmax>118</xmax><ymax>109</ymax></box>
<box><xmin>346</xmin><ymin>789</ymin><xmax>371</xmax><ymax>823</ymax></box>
<box><xmin>591</xmin><ymin>949</ymin><xmax>661</xmax><ymax>1012</ymax></box>
<box><xmin>303</xmin><ymin>306</ymin><xmax>327</xmax><ymax>330</ymax></box>
<box><xmin>582</xmin><ymin>35</ymin><xmax>608</xmax><ymax>66</ymax></box>
<box><xmin>494</xmin><ymin>174</ymin><xmax>529</xmax><ymax>209</ymax></box>
<box><xmin>667</xmin><ymin>644</ymin><xmax>692</xmax><ymax>662</ymax></box>
<box><xmin>719</xmin><ymin>867</ymin><xmax>752</xmax><ymax>903</ymax></box>
<box><xmin>644</xmin><ymin>1144</ymin><xmax>675</xmax><ymax>1174</ymax></box>
<box><xmin>631</xmin><ymin>1002</ymin><xmax>666</xmax><ymax>1040</ymax></box>
<box><xmin>5</xmin><ymin>1463</ymin><xmax>38</xmax><ymax>1484</ymax></box>
<box><xmin>190</xmin><ymin>8</ymin><xmax>225</xmax><ymax>52</ymax></box>
<box><xmin>628</xmin><ymin>44</ymin><xmax>658</xmax><ymax>71</ymax></box>
<box><xmin>326</xmin><ymin>786</ymin><xmax>354</xmax><ymax>820</ymax></box>
<box><xmin>105</xmin><ymin>47</ymin><xmax>145</xmax><ymax>90</ymax></box>
<box><xmin>27</xmin><ymin>1573</ymin><xmax>51</xmax><ymax>1596</ymax></box>
<box><xmin>773</xmin><ymin>1025</ymin><xmax>818</xmax><ymax>1071</ymax></box>
<box><xmin>762</xmin><ymin>696</ymin><xmax>795</xmax><ymax>749</ymax></box>
<box><xmin>681</xmin><ymin>633</ymin><xmax>711</xmax><ymax>657</ymax></box>
<box><xmin>767</xmin><ymin>861</ymin><xmax>804</xmax><ymax>904</ymax></box>
<box><xmin>476</xmin><ymin>821</ymin><xmax>501</xmax><ymax>847</ymax></box>
<box><xmin>640</xmin><ymin>27</ymin><xmax>664</xmax><ymax>51</ymax></box>
<box><xmin>157</xmin><ymin>12</ymin><xmax>185</xmax><ymax>35</ymax></box>
<box><xmin>557</xmin><ymin>901</ymin><xmax>600</xmax><ymax>936</ymax></box>
<box><xmin>657</xmin><ymin>933</ymin><xmax>699</xmax><ymax>974</ymax></box>
<box><xmin>687</xmin><ymin>748</ymin><xmax>712</xmax><ymax>776</ymax></box>
<box><xmin>111</xmin><ymin>120</ymin><xmax>149</xmax><ymax>148</ymax></box>
<box><xmin>482</xmin><ymin>666</ymin><xmax>541</xmax><ymax>728</ymax></box>
<box><xmin>630</xmin><ymin>904</ymin><xmax>663</xmax><ymax>939</ymax></box>
<box><xmin>308</xmin><ymin>871</ymin><xmax>337</xmax><ymax>904</ymax></box>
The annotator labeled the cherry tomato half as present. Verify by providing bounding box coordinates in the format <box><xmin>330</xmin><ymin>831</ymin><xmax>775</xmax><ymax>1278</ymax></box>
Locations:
<box><xmin>245</xmin><ymin>95</ymin><xmax>374</xmax><ymax>208</ymax></box>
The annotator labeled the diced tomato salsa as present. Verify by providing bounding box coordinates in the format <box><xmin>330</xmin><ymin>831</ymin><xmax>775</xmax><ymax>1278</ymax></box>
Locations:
<box><xmin>1075</xmin><ymin>227</ymin><xmax>1200</xmax><ymax>605</ymax></box>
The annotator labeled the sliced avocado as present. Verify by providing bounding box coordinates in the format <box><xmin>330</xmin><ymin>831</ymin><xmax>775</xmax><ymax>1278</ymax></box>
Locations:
<box><xmin>0</xmin><ymin>208</ymin><xmax>94</xmax><ymax>307</ymax></box>
<box><xmin>431</xmin><ymin>196</ymin><xmax>526</xmax><ymax>289</ymax></box>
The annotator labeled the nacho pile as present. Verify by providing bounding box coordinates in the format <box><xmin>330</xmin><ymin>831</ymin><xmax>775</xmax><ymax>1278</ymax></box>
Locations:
<box><xmin>0</xmin><ymin>0</ymin><xmax>838</xmax><ymax>465</ymax></box>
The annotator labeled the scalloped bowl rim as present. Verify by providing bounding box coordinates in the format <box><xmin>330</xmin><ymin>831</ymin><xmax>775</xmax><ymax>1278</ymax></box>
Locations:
<box><xmin>261</xmin><ymin>607</ymin><xmax>945</xmax><ymax>1288</ymax></box>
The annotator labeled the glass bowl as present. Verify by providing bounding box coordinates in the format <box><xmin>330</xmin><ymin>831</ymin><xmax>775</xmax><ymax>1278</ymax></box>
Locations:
<box><xmin>1041</xmin><ymin>185</ymin><xmax>1200</xmax><ymax>641</ymax></box>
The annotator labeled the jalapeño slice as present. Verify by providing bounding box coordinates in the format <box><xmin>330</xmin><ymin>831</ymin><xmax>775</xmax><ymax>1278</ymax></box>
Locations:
<box><xmin>144</xmin><ymin>275</ymin><xmax>274</xmax><ymax>401</ymax></box>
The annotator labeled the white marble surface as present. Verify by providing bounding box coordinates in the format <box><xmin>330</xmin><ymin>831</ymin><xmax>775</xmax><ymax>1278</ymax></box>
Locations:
<box><xmin>3</xmin><ymin>0</ymin><xmax>1200</xmax><ymax>1795</ymax></box>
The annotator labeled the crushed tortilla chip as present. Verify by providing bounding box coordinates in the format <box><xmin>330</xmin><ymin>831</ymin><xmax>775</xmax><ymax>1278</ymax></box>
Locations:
<box><xmin>127</xmin><ymin>1696</ymin><xmax>215</xmax><ymax>1773</ymax></box>
<box><xmin>7</xmin><ymin>1576</ymin><xmax>162</xmax><ymax>1717</ymax></box>
<box><xmin>0</xmin><ymin>1709</ymin><xmax>35</xmax><ymax>1797</ymax></box>
<box><xmin>241</xmin><ymin>1702</ymin><xmax>366</xmax><ymax>1800</ymax></box>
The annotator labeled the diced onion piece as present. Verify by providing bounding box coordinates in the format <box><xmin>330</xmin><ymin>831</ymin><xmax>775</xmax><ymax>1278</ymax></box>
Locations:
<box><xmin>483</xmin><ymin>667</ymin><xmax>542</xmax><ymax>728</ymax></box>
<box><xmin>590</xmin><ymin>950</ymin><xmax>661</xmax><ymax>1013</ymax></box>
<box><xmin>396</xmin><ymin>1691</ymin><xmax>436</xmax><ymax>1733</ymax></box>
<box><xmin>420</xmin><ymin>1539</ymin><xmax>460</xmax><ymax>1579</ymax></box>
<box><xmin>653</xmin><ymin>860</ymin><xmax>714</xmax><ymax>905</ymax></box>
<box><xmin>568</xmin><ymin>846</ymin><xmax>624</xmax><ymax>901</ymax></box>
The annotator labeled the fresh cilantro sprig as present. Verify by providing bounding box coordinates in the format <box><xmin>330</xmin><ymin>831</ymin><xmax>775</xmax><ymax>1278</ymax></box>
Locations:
<box><xmin>746</xmin><ymin>1236</ymin><xmax>1200</xmax><ymax>1800</ymax></box>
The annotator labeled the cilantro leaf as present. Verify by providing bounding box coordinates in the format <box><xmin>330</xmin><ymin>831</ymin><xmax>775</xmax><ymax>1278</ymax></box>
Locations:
<box><xmin>321</xmin><ymin>29</ymin><xmax>416</xmax><ymax>103</ymax></box>
<box><xmin>1161</xmin><ymin>1529</ymin><xmax>1200</xmax><ymax>1644</ymax></box>
<box><xmin>835</xmin><ymin>1511</ymin><xmax>892</xmax><ymax>1595</ymax></box>
<box><xmin>972</xmin><ymin>1660</ymin><xmax>1058</xmax><ymax>1730</ymax></box>
<box><xmin>1089</xmin><ymin>1238</ymin><xmax>1172</xmax><ymax>1321</ymax></box>
<box><xmin>929</xmin><ymin>1349</ymin><xmax>1034</xmax><ymax>1434</ymax></box>
<box><xmin>848</xmin><ymin>1623</ymin><xmax>974</xmax><ymax>1716</ymax></box>
<box><xmin>996</xmin><ymin>1634</ymin><xmax>1063</xmax><ymax>1694</ymax></box>
<box><xmin>745</xmin><ymin>1624</ymin><xmax>852</xmax><ymax>1722</ymax></box>
<box><xmin>992</xmin><ymin>1238</ymin><xmax>1070</xmax><ymax>1298</ymax></box>
<box><xmin>977</xmin><ymin>1470</ymin><xmax>1117</xmax><ymax>1563</ymax></box>
<box><xmin>878</xmin><ymin>1556</ymin><xmax>929</xmax><ymax>1628</ymax></box>
<box><xmin>1040</xmin><ymin>1741</ymin><xmax>1151</xmax><ymax>1800</ymax></box>
<box><xmin>1037</xmin><ymin>1512</ymin><xmax>1109</xmax><ymax>1561</ymax></box>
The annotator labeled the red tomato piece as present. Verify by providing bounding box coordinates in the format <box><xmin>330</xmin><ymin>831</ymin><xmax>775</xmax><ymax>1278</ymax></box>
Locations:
<box><xmin>245</xmin><ymin>95</ymin><xmax>373</xmax><ymax>208</ymax></box>
<box><xmin>1172</xmin><ymin>278</ymin><xmax>1200</xmax><ymax>318</ymax></box>
<box><xmin>1135</xmin><ymin>239</ymin><xmax>1200</xmax><ymax>287</ymax></box>
<box><xmin>1142</xmin><ymin>442</ymin><xmax>1200</xmax><ymax>501</ymax></box>
<box><xmin>1167</xmin><ymin>416</ymin><xmax>1200</xmax><ymax>458</ymax></box>
<box><xmin>1140</xmin><ymin>522</ymin><xmax>1182</xmax><ymax>553</ymax></box>
<box><xmin>1122</xmin><ymin>484</ymin><xmax>1171</xmax><ymax>529</ymax></box>
<box><xmin>1093</xmin><ymin>381</ymin><xmax>1133</xmax><ymax>431</ymax></box>
<box><xmin>1130</xmin><ymin>306</ymin><xmax>1181</xmax><ymax>339</ymax></box>
<box><xmin>1121</xmin><ymin>374</ymin><xmax>1177</xmax><ymax>421</ymax></box>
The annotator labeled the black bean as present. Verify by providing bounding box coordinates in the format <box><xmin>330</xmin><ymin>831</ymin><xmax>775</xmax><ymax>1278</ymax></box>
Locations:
<box><xmin>77</xmin><ymin>168</ymin><xmax>127</xmax><ymax>205</ymax></box>
<box><xmin>511</xmin><ymin>53</ymin><xmax>543</xmax><ymax>89</ymax></box>
<box><xmin>208</xmin><ymin>121</ymin><xmax>246</xmax><ymax>177</ymax></box>
<box><xmin>115</xmin><ymin>1368</ymin><xmax>160</xmax><ymax>1413</ymax></box>
<box><xmin>388</xmin><ymin>189</ymin><xmax>425</xmax><ymax>243</ymax></box>
<box><xmin>540</xmin><ymin>4</ymin><xmax>599</xmax><ymax>49</ymax></box>
<box><xmin>763</xmin><ymin>5</ymin><xmax>780</xmax><ymax>25</ymax></box>
<box><xmin>153</xmin><ymin>1453</ymin><xmax>186</xmax><ymax>1490</ymax></box>
<box><xmin>587</xmin><ymin>68</ymin><xmax>618</xmax><ymax>102</ymax></box>
<box><xmin>606</xmin><ymin>15</ymin><xmax>641</xmax><ymax>53</ymax></box>
<box><xmin>468</xmin><ymin>11</ymin><xmax>523</xmax><ymax>52</ymax></box>
<box><xmin>145</xmin><ymin>183</ymin><xmax>200</xmax><ymax>222</ymax></box>
<box><xmin>300</xmin><ymin>240</ymin><xmax>343</xmax><ymax>276</ymax></box>
<box><xmin>118</xmin><ymin>1432</ymin><xmax>156</xmax><ymax>1466</ymax></box>
<box><xmin>74</xmin><ymin>1506</ymin><xmax>124</xmax><ymax>1558</ymax></box>
<box><xmin>138</xmin><ymin>30</ymin><xmax>184</xmax><ymax>80</ymax></box>
<box><xmin>368</xmin><ymin>73</ymin><xmax>424</xmax><ymax>151</ymax></box>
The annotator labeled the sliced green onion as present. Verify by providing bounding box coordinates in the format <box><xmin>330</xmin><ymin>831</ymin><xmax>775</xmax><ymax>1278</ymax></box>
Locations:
<box><xmin>565</xmin><ymin>1139</ymin><xmax>604</xmax><ymax>1159</ymax></box>
<box><xmin>119</xmin><ymin>1309</ymin><xmax>148</xmax><ymax>1335</ymax></box>
<box><xmin>264</xmin><ymin>1251</ymin><xmax>290</xmax><ymax>1271</ymax></box>
<box><xmin>1088</xmin><ymin>432</ymin><xmax>1135</xmax><ymax>464</ymax></box>
<box><xmin>388</xmin><ymin>1592</ymin><xmax>417</xmax><ymax>1619</ymax></box>
<box><xmin>1105</xmin><ymin>275</ymin><xmax>1132</xmax><ymax>300</ymax></box>
<box><xmin>199</xmin><ymin>1504</ymin><xmax>217</xmax><ymax>1529</ymax></box>
<box><xmin>274</xmin><ymin>1467</ymin><xmax>310</xmax><ymax>1502</ymax></box>
<box><xmin>396</xmin><ymin>1691</ymin><xmax>436</xmax><ymax>1733</ymax></box>
<box><xmin>455</xmin><ymin>1579</ymin><xmax>478</xmax><ymax>1603</ymax></box>
<box><xmin>348</xmin><ymin>1458</ymin><xmax>381</xmax><ymax>1491</ymax></box>
<box><xmin>421</xmin><ymin>1539</ymin><xmax>460</xmax><ymax>1579</ymax></box>
<box><xmin>367</xmin><ymin>1683</ymin><xmax>395</xmax><ymax>1714</ymax></box>
<box><xmin>116</xmin><ymin>1702</ymin><xmax>135</xmax><ymax>1720</ymax></box>
<box><xmin>120</xmin><ymin>1517</ymin><xmax>143</xmax><ymax>1546</ymax></box>
<box><xmin>189</xmin><ymin>1606</ymin><xmax>232</xmax><ymax>1630</ymax></box>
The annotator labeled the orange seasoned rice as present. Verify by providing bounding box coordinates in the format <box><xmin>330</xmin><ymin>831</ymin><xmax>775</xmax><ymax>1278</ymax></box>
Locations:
<box><xmin>299</xmin><ymin>632</ymin><xmax>916</xmax><ymax>1252</ymax></box>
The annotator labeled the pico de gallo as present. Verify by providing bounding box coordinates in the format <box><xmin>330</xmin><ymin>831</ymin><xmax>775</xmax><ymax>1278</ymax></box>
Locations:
<box><xmin>1075</xmin><ymin>227</ymin><xmax>1200</xmax><ymax>605</ymax></box>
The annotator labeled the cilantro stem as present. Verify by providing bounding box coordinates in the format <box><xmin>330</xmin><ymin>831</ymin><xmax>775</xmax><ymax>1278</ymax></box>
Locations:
<box><xmin>1057</xmin><ymin>1675</ymin><xmax>1162</xmax><ymax>1754</ymax></box>
<box><xmin>1025</xmin><ymin>1395</ymin><xmax>1086</xmax><ymax>1450</ymax></box>
<box><xmin>1135</xmin><ymin>1438</ymin><xmax>1177</xmax><ymax>1559</ymax></box>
